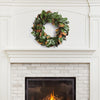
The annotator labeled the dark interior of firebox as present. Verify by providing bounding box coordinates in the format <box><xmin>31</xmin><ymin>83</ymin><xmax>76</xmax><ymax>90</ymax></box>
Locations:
<box><xmin>25</xmin><ymin>77</ymin><xmax>76</xmax><ymax>100</ymax></box>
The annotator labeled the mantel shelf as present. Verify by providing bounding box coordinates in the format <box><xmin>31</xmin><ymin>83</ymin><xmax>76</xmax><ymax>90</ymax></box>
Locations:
<box><xmin>5</xmin><ymin>49</ymin><xmax>96</xmax><ymax>56</ymax></box>
<box><xmin>4</xmin><ymin>49</ymin><xmax>96</xmax><ymax>63</ymax></box>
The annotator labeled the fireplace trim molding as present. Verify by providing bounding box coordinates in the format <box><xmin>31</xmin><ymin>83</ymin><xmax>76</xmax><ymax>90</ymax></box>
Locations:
<box><xmin>5</xmin><ymin>49</ymin><xmax>95</xmax><ymax>63</ymax></box>
<box><xmin>5</xmin><ymin>49</ymin><xmax>98</xmax><ymax>100</ymax></box>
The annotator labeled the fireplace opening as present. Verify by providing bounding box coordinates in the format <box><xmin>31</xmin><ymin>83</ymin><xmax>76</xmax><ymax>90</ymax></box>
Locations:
<box><xmin>25</xmin><ymin>77</ymin><xmax>76</xmax><ymax>100</ymax></box>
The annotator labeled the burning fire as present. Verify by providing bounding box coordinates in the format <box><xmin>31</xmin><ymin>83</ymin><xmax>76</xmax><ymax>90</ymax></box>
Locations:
<box><xmin>50</xmin><ymin>91</ymin><xmax>56</xmax><ymax>100</ymax></box>
<box><xmin>42</xmin><ymin>91</ymin><xmax>57</xmax><ymax>100</ymax></box>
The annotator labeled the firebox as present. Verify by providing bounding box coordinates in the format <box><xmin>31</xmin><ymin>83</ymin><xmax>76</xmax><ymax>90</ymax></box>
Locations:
<box><xmin>25</xmin><ymin>77</ymin><xmax>76</xmax><ymax>100</ymax></box>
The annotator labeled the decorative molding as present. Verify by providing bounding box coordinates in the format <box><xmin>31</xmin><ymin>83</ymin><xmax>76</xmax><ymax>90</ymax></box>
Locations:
<box><xmin>0</xmin><ymin>3</ymin><xmax>89</xmax><ymax>7</ymax></box>
<box><xmin>0</xmin><ymin>0</ymin><xmax>98</xmax><ymax>7</ymax></box>
<box><xmin>0</xmin><ymin>17</ymin><xmax>10</xmax><ymax>100</ymax></box>
<box><xmin>0</xmin><ymin>0</ymin><xmax>100</xmax><ymax>7</ymax></box>
<box><xmin>5</xmin><ymin>49</ymin><xmax>95</xmax><ymax>63</ymax></box>
<box><xmin>0</xmin><ymin>0</ymin><xmax>89</xmax><ymax>7</ymax></box>
<box><xmin>0</xmin><ymin>0</ymin><xmax>88</xmax><ymax>4</ymax></box>
<box><xmin>88</xmin><ymin>0</ymin><xmax>100</xmax><ymax>6</ymax></box>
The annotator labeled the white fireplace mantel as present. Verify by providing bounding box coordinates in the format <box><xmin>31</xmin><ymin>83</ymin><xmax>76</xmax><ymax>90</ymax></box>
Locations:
<box><xmin>5</xmin><ymin>49</ymin><xmax>96</xmax><ymax>63</ymax></box>
<box><xmin>4</xmin><ymin>48</ymin><xmax>98</xmax><ymax>100</ymax></box>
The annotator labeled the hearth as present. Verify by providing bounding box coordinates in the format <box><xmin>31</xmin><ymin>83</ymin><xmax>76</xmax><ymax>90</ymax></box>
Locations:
<box><xmin>25</xmin><ymin>77</ymin><xmax>76</xmax><ymax>100</ymax></box>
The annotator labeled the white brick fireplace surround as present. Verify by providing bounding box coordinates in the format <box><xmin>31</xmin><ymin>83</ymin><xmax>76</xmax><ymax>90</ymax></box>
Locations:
<box><xmin>0</xmin><ymin>0</ymin><xmax>100</xmax><ymax>100</ymax></box>
<box><xmin>4</xmin><ymin>49</ymin><xmax>98</xmax><ymax>100</ymax></box>
<box><xmin>11</xmin><ymin>63</ymin><xmax>90</xmax><ymax>100</ymax></box>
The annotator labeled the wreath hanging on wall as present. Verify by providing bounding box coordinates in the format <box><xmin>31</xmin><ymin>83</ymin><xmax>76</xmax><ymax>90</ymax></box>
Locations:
<box><xmin>31</xmin><ymin>10</ymin><xmax>69</xmax><ymax>47</ymax></box>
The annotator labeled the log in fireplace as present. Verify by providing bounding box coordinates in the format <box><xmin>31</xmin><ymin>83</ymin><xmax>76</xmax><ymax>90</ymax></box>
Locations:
<box><xmin>25</xmin><ymin>77</ymin><xmax>76</xmax><ymax>100</ymax></box>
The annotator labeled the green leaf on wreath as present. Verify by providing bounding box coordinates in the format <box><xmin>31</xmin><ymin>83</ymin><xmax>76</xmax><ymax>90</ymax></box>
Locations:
<box><xmin>31</xmin><ymin>31</ymin><xmax>36</xmax><ymax>36</ymax></box>
<box><xmin>42</xmin><ymin>26</ymin><xmax>45</xmax><ymax>30</ymax></box>
<box><xmin>36</xmin><ymin>32</ymin><xmax>40</xmax><ymax>37</ymax></box>
<box><xmin>64</xmin><ymin>26</ymin><xmax>69</xmax><ymax>31</ymax></box>
<box><xmin>61</xmin><ymin>28</ymin><xmax>64</xmax><ymax>32</ymax></box>
<box><xmin>59</xmin><ymin>37</ymin><xmax>63</xmax><ymax>42</ymax></box>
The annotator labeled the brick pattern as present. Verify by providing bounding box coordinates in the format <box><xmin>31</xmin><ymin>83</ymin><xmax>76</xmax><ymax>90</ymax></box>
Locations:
<box><xmin>11</xmin><ymin>63</ymin><xmax>90</xmax><ymax>100</ymax></box>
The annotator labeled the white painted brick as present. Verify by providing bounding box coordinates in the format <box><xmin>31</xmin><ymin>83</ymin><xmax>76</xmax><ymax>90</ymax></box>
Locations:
<box><xmin>69</xmin><ymin>70</ymin><xmax>78</xmax><ymax>73</ymax></box>
<box><xmin>78</xmin><ymin>77</ymin><xmax>89</xmax><ymax>81</ymax></box>
<box><xmin>55</xmin><ymin>66</ymin><xmax>64</xmax><ymax>69</ymax></box>
<box><xmin>64</xmin><ymin>66</ymin><xmax>73</xmax><ymax>69</ymax></box>
<box><xmin>60</xmin><ymin>70</ymin><xmax>69</xmax><ymax>73</ymax></box>
<box><xmin>22</xmin><ymin>66</ymin><xmax>27</xmax><ymax>70</ymax></box>
<box><xmin>77</xmin><ymin>73</ymin><xmax>89</xmax><ymax>77</ymax></box>
<box><xmin>78</xmin><ymin>64</ymin><xmax>89</xmax><ymax>67</ymax></box>
<box><xmin>50</xmin><ymin>70</ymin><xmax>60</xmax><ymax>73</ymax></box>
<box><xmin>41</xmin><ymin>64</ymin><xmax>59</xmax><ymax>67</ymax></box>
<box><xmin>46</xmin><ymin>66</ymin><xmax>56</xmax><ymax>69</ymax></box>
<box><xmin>31</xmin><ymin>64</ymin><xmax>41</xmax><ymax>66</ymax></box>
<box><xmin>83</xmin><ymin>81</ymin><xmax>89</xmax><ymax>84</ymax></box>
<box><xmin>36</xmin><ymin>66</ymin><xmax>46</xmax><ymax>69</ymax></box>
<box><xmin>79</xmin><ymin>70</ymin><xmax>89</xmax><ymax>74</ymax></box>
<box><xmin>58</xmin><ymin>64</ymin><xmax>66</xmax><ymax>67</ymax></box>
<box><xmin>11</xmin><ymin>63</ymin><xmax>90</xmax><ymax>100</ymax></box>
<box><xmin>71</xmin><ymin>64</ymin><xmax>79</xmax><ymax>67</ymax></box>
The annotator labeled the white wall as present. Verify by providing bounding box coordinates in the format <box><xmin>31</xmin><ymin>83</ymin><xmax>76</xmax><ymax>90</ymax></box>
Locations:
<box><xmin>12</xmin><ymin>8</ymin><xmax>89</xmax><ymax>49</ymax></box>
<box><xmin>0</xmin><ymin>0</ymin><xmax>100</xmax><ymax>100</ymax></box>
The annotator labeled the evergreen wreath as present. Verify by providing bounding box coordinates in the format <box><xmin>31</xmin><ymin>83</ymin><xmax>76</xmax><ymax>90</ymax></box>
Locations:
<box><xmin>31</xmin><ymin>10</ymin><xmax>69</xmax><ymax>47</ymax></box>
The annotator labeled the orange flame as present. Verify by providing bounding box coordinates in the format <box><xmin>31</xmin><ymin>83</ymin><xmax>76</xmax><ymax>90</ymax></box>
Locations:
<box><xmin>50</xmin><ymin>91</ymin><xmax>56</xmax><ymax>100</ymax></box>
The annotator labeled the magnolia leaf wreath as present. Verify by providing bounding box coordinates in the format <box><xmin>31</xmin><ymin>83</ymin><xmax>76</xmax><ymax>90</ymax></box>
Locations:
<box><xmin>31</xmin><ymin>10</ymin><xmax>69</xmax><ymax>47</ymax></box>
